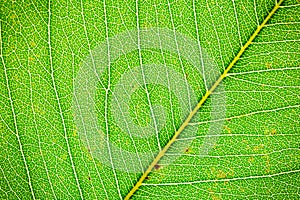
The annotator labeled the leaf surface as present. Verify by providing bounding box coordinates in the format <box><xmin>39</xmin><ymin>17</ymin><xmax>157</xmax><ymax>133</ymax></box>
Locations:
<box><xmin>0</xmin><ymin>0</ymin><xmax>299</xmax><ymax>199</ymax></box>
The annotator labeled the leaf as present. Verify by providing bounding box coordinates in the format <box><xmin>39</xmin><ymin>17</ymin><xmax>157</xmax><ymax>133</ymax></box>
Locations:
<box><xmin>0</xmin><ymin>0</ymin><xmax>299</xmax><ymax>199</ymax></box>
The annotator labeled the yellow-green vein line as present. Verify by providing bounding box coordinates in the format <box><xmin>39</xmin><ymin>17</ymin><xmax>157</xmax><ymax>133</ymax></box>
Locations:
<box><xmin>124</xmin><ymin>0</ymin><xmax>283</xmax><ymax>199</ymax></box>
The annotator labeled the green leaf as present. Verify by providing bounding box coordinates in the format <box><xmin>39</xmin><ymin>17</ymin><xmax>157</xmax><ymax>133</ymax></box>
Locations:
<box><xmin>0</xmin><ymin>0</ymin><xmax>299</xmax><ymax>199</ymax></box>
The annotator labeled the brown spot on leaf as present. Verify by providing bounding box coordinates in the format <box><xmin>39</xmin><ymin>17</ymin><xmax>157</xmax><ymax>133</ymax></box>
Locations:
<box><xmin>184</xmin><ymin>147</ymin><xmax>192</xmax><ymax>154</ymax></box>
<box><xmin>185</xmin><ymin>73</ymin><xmax>188</xmax><ymax>79</ymax></box>
<box><xmin>154</xmin><ymin>164</ymin><xmax>161</xmax><ymax>170</ymax></box>
<box><xmin>270</xmin><ymin>129</ymin><xmax>276</xmax><ymax>135</ymax></box>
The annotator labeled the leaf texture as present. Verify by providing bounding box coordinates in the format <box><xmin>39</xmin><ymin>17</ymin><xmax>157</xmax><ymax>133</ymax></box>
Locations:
<box><xmin>0</xmin><ymin>0</ymin><xmax>299</xmax><ymax>199</ymax></box>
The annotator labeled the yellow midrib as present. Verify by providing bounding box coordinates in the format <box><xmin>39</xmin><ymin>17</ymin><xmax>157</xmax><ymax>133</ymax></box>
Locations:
<box><xmin>124</xmin><ymin>0</ymin><xmax>284</xmax><ymax>199</ymax></box>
